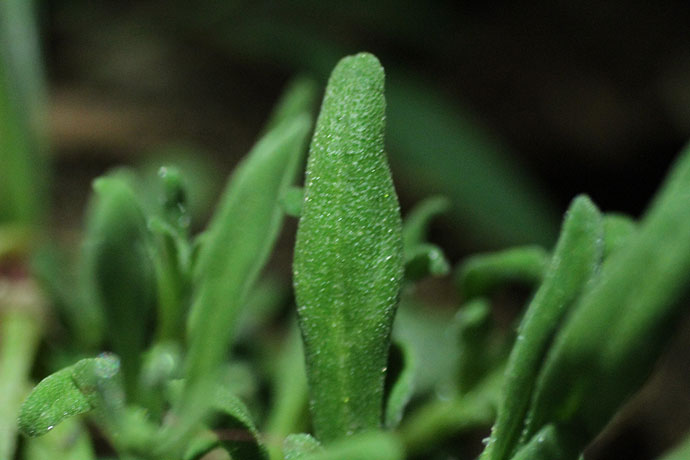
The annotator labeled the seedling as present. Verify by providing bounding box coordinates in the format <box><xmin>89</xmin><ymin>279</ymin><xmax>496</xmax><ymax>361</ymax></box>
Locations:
<box><xmin>3</xmin><ymin>50</ymin><xmax>690</xmax><ymax>460</ymax></box>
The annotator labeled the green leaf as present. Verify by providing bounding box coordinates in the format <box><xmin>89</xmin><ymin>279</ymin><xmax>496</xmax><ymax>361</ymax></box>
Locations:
<box><xmin>18</xmin><ymin>368</ymin><xmax>91</xmax><ymax>438</ymax></box>
<box><xmin>507</xmin><ymin>425</ymin><xmax>578</xmax><ymax>460</ymax></box>
<box><xmin>402</xmin><ymin>196</ymin><xmax>451</xmax><ymax>281</ymax></box>
<box><xmin>481</xmin><ymin>195</ymin><xmax>603</xmax><ymax>460</ymax></box>
<box><xmin>280</xmin><ymin>186</ymin><xmax>305</xmax><ymax>217</ymax></box>
<box><xmin>456</xmin><ymin>246</ymin><xmax>549</xmax><ymax>301</ymax></box>
<box><xmin>138</xmin><ymin>342</ymin><xmax>182</xmax><ymax>419</ymax></box>
<box><xmin>18</xmin><ymin>355</ymin><xmax>121</xmax><ymax>438</ymax></box>
<box><xmin>82</xmin><ymin>173</ymin><xmax>156</xmax><ymax>400</ymax></box>
<box><xmin>169</xmin><ymin>113</ymin><xmax>311</xmax><ymax>449</ymax></box>
<box><xmin>283</xmin><ymin>434</ymin><xmax>322</xmax><ymax>459</ymax></box>
<box><xmin>453</xmin><ymin>298</ymin><xmax>495</xmax><ymax>394</ymax></box>
<box><xmin>399</xmin><ymin>367</ymin><xmax>502</xmax><ymax>456</ymax></box>
<box><xmin>404</xmin><ymin>243</ymin><xmax>450</xmax><ymax>281</ymax></box>
<box><xmin>392</xmin><ymin>299</ymin><xmax>458</xmax><ymax>396</ymax></box>
<box><xmin>263</xmin><ymin>76</ymin><xmax>319</xmax><ymax>133</ymax></box>
<box><xmin>383</xmin><ymin>340</ymin><xmax>416</xmax><ymax>429</ymax></box>
<box><xmin>657</xmin><ymin>433</ymin><xmax>690</xmax><ymax>460</ymax></box>
<box><xmin>183</xmin><ymin>430</ymin><xmax>219</xmax><ymax>460</ymax></box>
<box><xmin>0</xmin><ymin>309</ymin><xmax>42</xmax><ymax>459</ymax></box>
<box><xmin>386</xmin><ymin>77</ymin><xmax>559</xmax><ymax>247</ymax></box>
<box><xmin>603</xmin><ymin>213</ymin><xmax>635</xmax><ymax>259</ymax></box>
<box><xmin>521</xmin><ymin>143</ymin><xmax>690</xmax><ymax>451</ymax></box>
<box><xmin>0</xmin><ymin>0</ymin><xmax>47</xmax><ymax>226</ymax></box>
<box><xmin>265</xmin><ymin>324</ymin><xmax>309</xmax><ymax>460</ymax></box>
<box><xmin>31</xmin><ymin>244</ymin><xmax>102</xmax><ymax>349</ymax></box>
<box><xmin>211</xmin><ymin>387</ymin><xmax>268</xmax><ymax>460</ymax></box>
<box><xmin>402</xmin><ymin>196</ymin><xmax>450</xmax><ymax>249</ymax></box>
<box><xmin>297</xmin><ymin>431</ymin><xmax>403</xmax><ymax>460</ymax></box>
<box><xmin>293</xmin><ymin>52</ymin><xmax>404</xmax><ymax>442</ymax></box>
<box><xmin>147</xmin><ymin>215</ymin><xmax>192</xmax><ymax>342</ymax></box>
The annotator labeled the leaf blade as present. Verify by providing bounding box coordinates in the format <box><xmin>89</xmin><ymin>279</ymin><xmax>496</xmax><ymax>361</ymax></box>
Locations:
<box><xmin>293</xmin><ymin>52</ymin><xmax>404</xmax><ymax>442</ymax></box>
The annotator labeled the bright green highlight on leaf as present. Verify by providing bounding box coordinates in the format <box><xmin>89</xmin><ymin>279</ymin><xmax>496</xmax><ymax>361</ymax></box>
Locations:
<box><xmin>293</xmin><ymin>52</ymin><xmax>404</xmax><ymax>442</ymax></box>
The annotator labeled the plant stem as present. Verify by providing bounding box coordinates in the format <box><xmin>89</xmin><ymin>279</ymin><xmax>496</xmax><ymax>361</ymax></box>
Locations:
<box><xmin>0</xmin><ymin>279</ymin><xmax>43</xmax><ymax>460</ymax></box>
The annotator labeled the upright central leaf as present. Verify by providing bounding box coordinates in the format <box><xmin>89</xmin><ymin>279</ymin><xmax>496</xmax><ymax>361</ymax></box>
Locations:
<box><xmin>293</xmin><ymin>52</ymin><xmax>404</xmax><ymax>442</ymax></box>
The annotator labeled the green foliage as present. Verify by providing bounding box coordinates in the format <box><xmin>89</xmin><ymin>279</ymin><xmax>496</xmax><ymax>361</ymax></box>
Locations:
<box><xmin>6</xmin><ymin>46</ymin><xmax>690</xmax><ymax>460</ymax></box>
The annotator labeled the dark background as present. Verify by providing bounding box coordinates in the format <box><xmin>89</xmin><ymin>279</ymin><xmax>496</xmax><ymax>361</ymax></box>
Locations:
<box><xmin>39</xmin><ymin>1</ymin><xmax>690</xmax><ymax>458</ymax></box>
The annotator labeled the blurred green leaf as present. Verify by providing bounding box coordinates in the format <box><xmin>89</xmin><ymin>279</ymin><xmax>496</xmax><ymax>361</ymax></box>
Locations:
<box><xmin>147</xmin><ymin>215</ymin><xmax>192</xmax><ymax>343</ymax></box>
<box><xmin>31</xmin><ymin>244</ymin><xmax>102</xmax><ymax>349</ymax></box>
<box><xmin>657</xmin><ymin>433</ymin><xmax>690</xmax><ymax>460</ymax></box>
<box><xmin>24</xmin><ymin>418</ymin><xmax>95</xmax><ymax>460</ymax></box>
<box><xmin>297</xmin><ymin>431</ymin><xmax>403</xmax><ymax>460</ymax></box>
<box><xmin>386</xmin><ymin>77</ymin><xmax>558</xmax><ymax>247</ymax></box>
<box><xmin>283</xmin><ymin>433</ymin><xmax>322</xmax><ymax>459</ymax></box>
<box><xmin>482</xmin><ymin>195</ymin><xmax>603</xmax><ymax>460</ymax></box>
<box><xmin>138</xmin><ymin>145</ymin><xmax>224</xmax><ymax>228</ymax></box>
<box><xmin>211</xmin><ymin>386</ymin><xmax>268</xmax><ymax>460</ymax></box>
<box><xmin>507</xmin><ymin>425</ymin><xmax>577</xmax><ymax>460</ymax></box>
<box><xmin>170</xmin><ymin>113</ymin><xmax>311</xmax><ymax>450</ymax></box>
<box><xmin>399</xmin><ymin>368</ymin><xmax>501</xmax><ymax>456</ymax></box>
<box><xmin>265</xmin><ymin>324</ymin><xmax>309</xmax><ymax>460</ymax></box>
<box><xmin>404</xmin><ymin>243</ymin><xmax>450</xmax><ymax>281</ymax></box>
<box><xmin>392</xmin><ymin>299</ymin><xmax>458</xmax><ymax>396</ymax></box>
<box><xmin>293</xmin><ymin>53</ymin><xmax>403</xmax><ymax>442</ymax></box>
<box><xmin>453</xmin><ymin>298</ymin><xmax>495</xmax><ymax>394</ymax></box>
<box><xmin>0</xmin><ymin>0</ymin><xmax>47</xmax><ymax>226</ymax></box>
<box><xmin>456</xmin><ymin>245</ymin><xmax>549</xmax><ymax>301</ymax></box>
<box><xmin>183</xmin><ymin>429</ymin><xmax>219</xmax><ymax>460</ymax></box>
<box><xmin>0</xmin><ymin>309</ymin><xmax>42</xmax><ymax>459</ymax></box>
<box><xmin>384</xmin><ymin>340</ymin><xmax>416</xmax><ymax>429</ymax></box>
<box><xmin>82</xmin><ymin>173</ymin><xmax>156</xmax><ymax>400</ymax></box>
<box><xmin>603</xmin><ymin>213</ymin><xmax>636</xmax><ymax>259</ymax></box>
<box><xmin>402</xmin><ymin>196</ymin><xmax>450</xmax><ymax>249</ymax></box>
<box><xmin>280</xmin><ymin>186</ymin><xmax>305</xmax><ymax>218</ymax></box>
<box><xmin>263</xmin><ymin>76</ymin><xmax>320</xmax><ymax>133</ymax></box>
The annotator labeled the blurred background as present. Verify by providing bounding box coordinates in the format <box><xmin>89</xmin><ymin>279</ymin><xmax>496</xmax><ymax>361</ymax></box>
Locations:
<box><xmin>13</xmin><ymin>0</ymin><xmax>690</xmax><ymax>458</ymax></box>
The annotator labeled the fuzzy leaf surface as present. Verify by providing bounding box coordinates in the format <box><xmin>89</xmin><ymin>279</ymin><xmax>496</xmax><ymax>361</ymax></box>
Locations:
<box><xmin>293</xmin><ymin>52</ymin><xmax>403</xmax><ymax>442</ymax></box>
